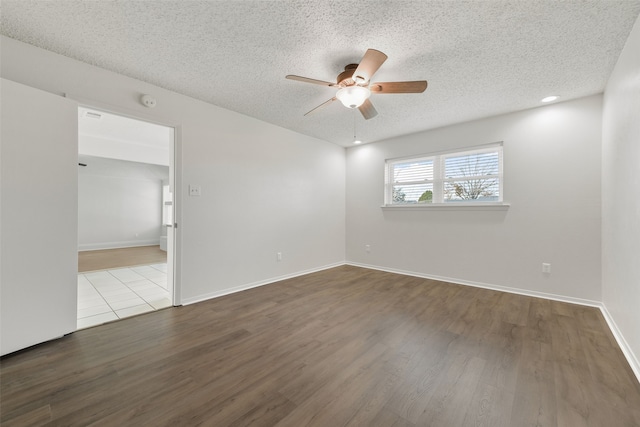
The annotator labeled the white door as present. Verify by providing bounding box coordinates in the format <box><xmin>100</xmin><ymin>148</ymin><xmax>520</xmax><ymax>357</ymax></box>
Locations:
<box><xmin>1</xmin><ymin>79</ymin><xmax>78</xmax><ymax>355</ymax></box>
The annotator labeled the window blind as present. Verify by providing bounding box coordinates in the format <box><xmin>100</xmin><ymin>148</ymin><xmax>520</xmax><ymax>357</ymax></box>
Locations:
<box><xmin>386</xmin><ymin>144</ymin><xmax>503</xmax><ymax>205</ymax></box>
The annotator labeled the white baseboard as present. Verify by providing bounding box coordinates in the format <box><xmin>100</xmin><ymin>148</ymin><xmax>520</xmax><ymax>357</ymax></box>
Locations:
<box><xmin>598</xmin><ymin>304</ymin><xmax>640</xmax><ymax>384</ymax></box>
<box><xmin>346</xmin><ymin>261</ymin><xmax>601</xmax><ymax>307</ymax></box>
<box><xmin>78</xmin><ymin>239</ymin><xmax>160</xmax><ymax>251</ymax></box>
<box><xmin>181</xmin><ymin>262</ymin><xmax>345</xmax><ymax>306</ymax></box>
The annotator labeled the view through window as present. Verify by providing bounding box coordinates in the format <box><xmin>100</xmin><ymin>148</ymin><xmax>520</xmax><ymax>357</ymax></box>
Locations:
<box><xmin>385</xmin><ymin>143</ymin><xmax>503</xmax><ymax>205</ymax></box>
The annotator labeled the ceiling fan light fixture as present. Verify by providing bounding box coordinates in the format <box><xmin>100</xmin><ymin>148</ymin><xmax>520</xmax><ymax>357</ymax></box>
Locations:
<box><xmin>336</xmin><ymin>86</ymin><xmax>371</xmax><ymax>109</ymax></box>
<box><xmin>286</xmin><ymin>48</ymin><xmax>426</xmax><ymax>120</ymax></box>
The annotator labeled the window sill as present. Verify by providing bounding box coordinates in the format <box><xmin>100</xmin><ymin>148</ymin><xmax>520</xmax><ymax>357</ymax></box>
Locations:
<box><xmin>381</xmin><ymin>202</ymin><xmax>510</xmax><ymax>211</ymax></box>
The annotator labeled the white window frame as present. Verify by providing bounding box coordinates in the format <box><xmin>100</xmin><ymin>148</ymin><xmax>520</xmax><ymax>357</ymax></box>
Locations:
<box><xmin>384</xmin><ymin>142</ymin><xmax>508</xmax><ymax>210</ymax></box>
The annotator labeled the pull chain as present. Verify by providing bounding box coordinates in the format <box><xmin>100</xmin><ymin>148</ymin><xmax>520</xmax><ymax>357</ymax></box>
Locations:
<box><xmin>353</xmin><ymin>110</ymin><xmax>357</xmax><ymax>141</ymax></box>
<box><xmin>352</xmin><ymin>110</ymin><xmax>361</xmax><ymax>144</ymax></box>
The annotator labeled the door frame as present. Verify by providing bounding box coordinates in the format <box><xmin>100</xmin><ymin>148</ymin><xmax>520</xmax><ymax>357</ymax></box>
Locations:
<box><xmin>69</xmin><ymin>94</ymin><xmax>182</xmax><ymax>306</ymax></box>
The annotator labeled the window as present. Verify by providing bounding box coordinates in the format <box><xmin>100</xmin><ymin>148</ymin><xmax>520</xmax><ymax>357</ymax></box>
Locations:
<box><xmin>162</xmin><ymin>185</ymin><xmax>173</xmax><ymax>225</ymax></box>
<box><xmin>385</xmin><ymin>143</ymin><xmax>503</xmax><ymax>205</ymax></box>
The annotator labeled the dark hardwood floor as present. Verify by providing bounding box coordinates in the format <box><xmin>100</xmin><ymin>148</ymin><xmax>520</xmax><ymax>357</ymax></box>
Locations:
<box><xmin>2</xmin><ymin>265</ymin><xmax>639</xmax><ymax>426</ymax></box>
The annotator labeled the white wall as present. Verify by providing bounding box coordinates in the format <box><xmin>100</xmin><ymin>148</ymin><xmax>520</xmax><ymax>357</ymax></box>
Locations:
<box><xmin>346</xmin><ymin>95</ymin><xmax>603</xmax><ymax>303</ymax></box>
<box><xmin>1</xmin><ymin>36</ymin><xmax>346</xmax><ymax>304</ymax></box>
<box><xmin>602</xmin><ymin>14</ymin><xmax>640</xmax><ymax>377</ymax></box>
<box><xmin>80</xmin><ymin>134</ymin><xmax>170</xmax><ymax>167</ymax></box>
<box><xmin>78</xmin><ymin>107</ymin><xmax>173</xmax><ymax>166</ymax></box>
<box><xmin>78</xmin><ymin>156</ymin><xmax>168</xmax><ymax>251</ymax></box>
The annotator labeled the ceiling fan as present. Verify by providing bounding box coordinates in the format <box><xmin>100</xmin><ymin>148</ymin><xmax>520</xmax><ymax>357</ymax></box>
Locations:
<box><xmin>286</xmin><ymin>49</ymin><xmax>427</xmax><ymax>120</ymax></box>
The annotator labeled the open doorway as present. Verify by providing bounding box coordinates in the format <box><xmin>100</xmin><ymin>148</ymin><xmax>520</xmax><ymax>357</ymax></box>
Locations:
<box><xmin>76</xmin><ymin>107</ymin><xmax>176</xmax><ymax>329</ymax></box>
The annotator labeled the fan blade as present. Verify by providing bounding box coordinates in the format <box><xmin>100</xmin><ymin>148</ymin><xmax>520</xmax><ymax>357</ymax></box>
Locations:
<box><xmin>304</xmin><ymin>97</ymin><xmax>337</xmax><ymax>116</ymax></box>
<box><xmin>286</xmin><ymin>75</ymin><xmax>337</xmax><ymax>87</ymax></box>
<box><xmin>369</xmin><ymin>81</ymin><xmax>428</xmax><ymax>93</ymax></box>
<box><xmin>352</xmin><ymin>49</ymin><xmax>388</xmax><ymax>84</ymax></box>
<box><xmin>358</xmin><ymin>99</ymin><xmax>378</xmax><ymax>120</ymax></box>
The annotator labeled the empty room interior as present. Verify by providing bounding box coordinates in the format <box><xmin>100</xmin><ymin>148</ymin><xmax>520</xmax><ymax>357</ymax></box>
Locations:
<box><xmin>1</xmin><ymin>1</ymin><xmax>640</xmax><ymax>426</ymax></box>
<box><xmin>76</xmin><ymin>108</ymin><xmax>176</xmax><ymax>328</ymax></box>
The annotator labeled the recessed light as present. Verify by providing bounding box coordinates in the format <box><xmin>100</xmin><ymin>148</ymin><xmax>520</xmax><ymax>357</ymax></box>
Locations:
<box><xmin>541</xmin><ymin>95</ymin><xmax>559</xmax><ymax>103</ymax></box>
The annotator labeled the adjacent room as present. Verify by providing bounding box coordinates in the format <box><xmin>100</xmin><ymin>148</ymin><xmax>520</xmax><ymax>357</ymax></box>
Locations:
<box><xmin>1</xmin><ymin>1</ymin><xmax>639</xmax><ymax>425</ymax></box>
<box><xmin>76</xmin><ymin>107</ymin><xmax>175</xmax><ymax>328</ymax></box>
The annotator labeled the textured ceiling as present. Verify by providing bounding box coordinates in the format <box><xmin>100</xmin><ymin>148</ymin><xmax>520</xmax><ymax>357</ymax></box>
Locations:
<box><xmin>2</xmin><ymin>1</ymin><xmax>639</xmax><ymax>147</ymax></box>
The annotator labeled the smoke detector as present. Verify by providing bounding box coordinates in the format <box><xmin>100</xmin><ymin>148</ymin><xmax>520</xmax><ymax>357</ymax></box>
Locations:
<box><xmin>140</xmin><ymin>94</ymin><xmax>157</xmax><ymax>108</ymax></box>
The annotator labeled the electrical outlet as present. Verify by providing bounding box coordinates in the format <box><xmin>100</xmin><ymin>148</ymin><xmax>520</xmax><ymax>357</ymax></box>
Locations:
<box><xmin>277</xmin><ymin>252</ymin><xmax>282</xmax><ymax>262</ymax></box>
<box><xmin>189</xmin><ymin>185</ymin><xmax>201</xmax><ymax>196</ymax></box>
<box><xmin>542</xmin><ymin>263</ymin><xmax>551</xmax><ymax>274</ymax></box>
<box><xmin>365</xmin><ymin>245</ymin><xmax>371</xmax><ymax>253</ymax></box>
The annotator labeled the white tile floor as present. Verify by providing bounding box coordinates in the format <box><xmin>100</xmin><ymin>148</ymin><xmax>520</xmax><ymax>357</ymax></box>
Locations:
<box><xmin>77</xmin><ymin>263</ymin><xmax>171</xmax><ymax>329</ymax></box>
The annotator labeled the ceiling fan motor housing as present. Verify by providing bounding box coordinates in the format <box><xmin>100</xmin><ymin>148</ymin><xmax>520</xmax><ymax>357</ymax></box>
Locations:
<box><xmin>337</xmin><ymin>64</ymin><xmax>359</xmax><ymax>86</ymax></box>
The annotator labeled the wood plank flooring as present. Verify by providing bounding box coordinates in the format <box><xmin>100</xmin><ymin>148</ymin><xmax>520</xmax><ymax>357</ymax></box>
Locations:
<box><xmin>78</xmin><ymin>245</ymin><xmax>167</xmax><ymax>272</ymax></box>
<box><xmin>2</xmin><ymin>265</ymin><xmax>639</xmax><ymax>426</ymax></box>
